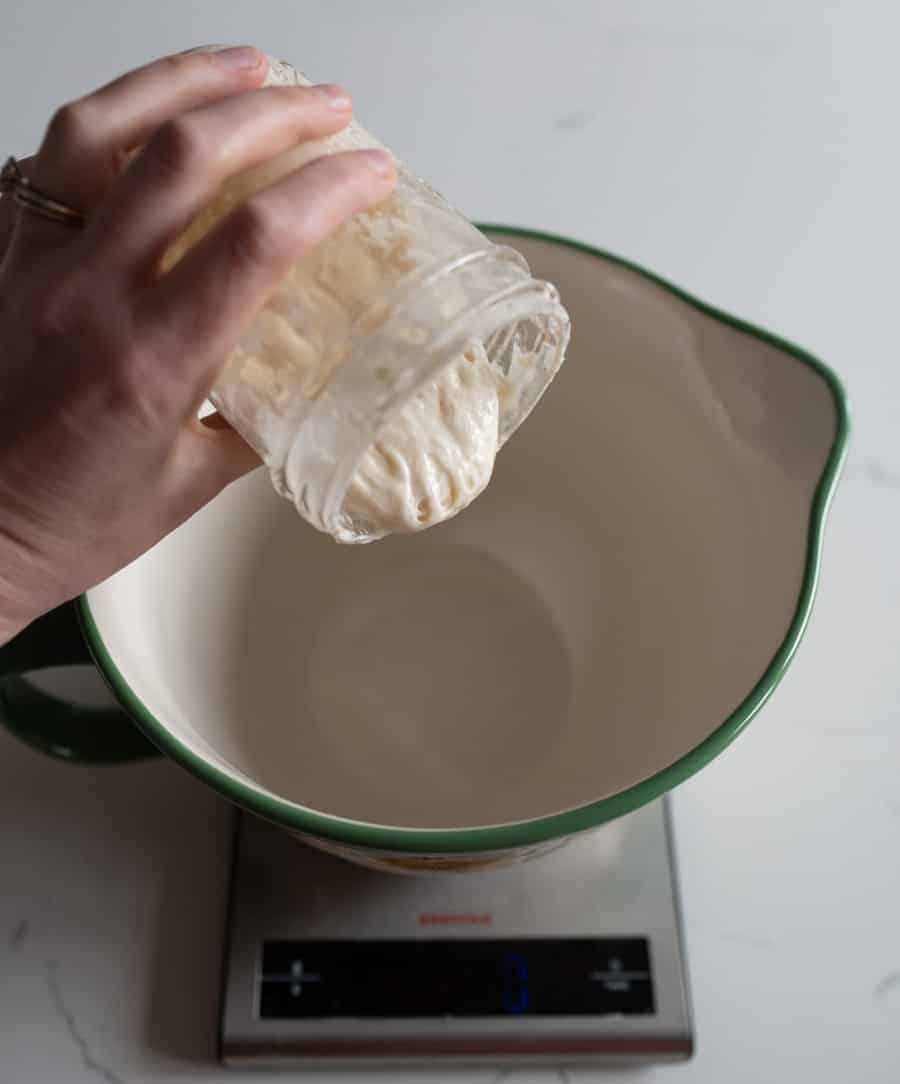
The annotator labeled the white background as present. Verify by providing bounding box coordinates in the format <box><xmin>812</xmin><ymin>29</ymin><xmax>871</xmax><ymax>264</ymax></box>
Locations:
<box><xmin>1</xmin><ymin>2</ymin><xmax>899</xmax><ymax>1081</ymax></box>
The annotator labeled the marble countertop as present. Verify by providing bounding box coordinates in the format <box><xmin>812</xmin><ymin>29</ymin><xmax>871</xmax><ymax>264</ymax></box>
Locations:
<box><xmin>2</xmin><ymin>2</ymin><xmax>900</xmax><ymax>1081</ymax></box>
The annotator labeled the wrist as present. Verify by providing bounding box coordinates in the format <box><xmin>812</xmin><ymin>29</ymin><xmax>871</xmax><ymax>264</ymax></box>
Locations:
<box><xmin>0</xmin><ymin>578</ymin><xmax>43</xmax><ymax>646</ymax></box>
<box><xmin>0</xmin><ymin>612</ymin><xmax>31</xmax><ymax>648</ymax></box>
<box><xmin>0</xmin><ymin>536</ymin><xmax>57</xmax><ymax>648</ymax></box>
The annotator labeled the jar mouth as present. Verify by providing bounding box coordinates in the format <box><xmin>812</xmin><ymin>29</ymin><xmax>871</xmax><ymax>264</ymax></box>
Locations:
<box><xmin>323</xmin><ymin>275</ymin><xmax>570</xmax><ymax>543</ymax></box>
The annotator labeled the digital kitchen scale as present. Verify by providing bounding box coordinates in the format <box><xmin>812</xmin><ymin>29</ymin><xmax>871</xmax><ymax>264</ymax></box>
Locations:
<box><xmin>220</xmin><ymin>797</ymin><xmax>693</xmax><ymax>1069</ymax></box>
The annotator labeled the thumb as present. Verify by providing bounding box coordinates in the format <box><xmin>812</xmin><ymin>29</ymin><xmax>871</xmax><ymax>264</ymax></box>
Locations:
<box><xmin>185</xmin><ymin>416</ymin><xmax>262</xmax><ymax>506</ymax></box>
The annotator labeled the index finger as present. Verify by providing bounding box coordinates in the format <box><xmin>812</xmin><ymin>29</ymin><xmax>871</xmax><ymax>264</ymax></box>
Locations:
<box><xmin>27</xmin><ymin>46</ymin><xmax>268</xmax><ymax>218</ymax></box>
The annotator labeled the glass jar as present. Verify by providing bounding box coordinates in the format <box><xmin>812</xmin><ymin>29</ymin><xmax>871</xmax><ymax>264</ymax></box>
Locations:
<box><xmin>168</xmin><ymin>58</ymin><xmax>570</xmax><ymax>542</ymax></box>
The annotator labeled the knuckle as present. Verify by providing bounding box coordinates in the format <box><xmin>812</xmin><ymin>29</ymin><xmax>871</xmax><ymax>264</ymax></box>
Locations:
<box><xmin>228</xmin><ymin>198</ymin><xmax>288</xmax><ymax>265</ymax></box>
<box><xmin>45</xmin><ymin>99</ymin><xmax>93</xmax><ymax>151</ymax></box>
<box><xmin>148</xmin><ymin>116</ymin><xmax>209</xmax><ymax>178</ymax></box>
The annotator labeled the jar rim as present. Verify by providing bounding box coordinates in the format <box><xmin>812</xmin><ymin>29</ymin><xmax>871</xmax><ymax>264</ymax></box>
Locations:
<box><xmin>319</xmin><ymin>276</ymin><xmax>570</xmax><ymax>542</ymax></box>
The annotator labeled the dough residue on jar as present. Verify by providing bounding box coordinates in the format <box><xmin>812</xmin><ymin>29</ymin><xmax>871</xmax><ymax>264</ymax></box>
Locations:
<box><xmin>341</xmin><ymin>341</ymin><xmax>500</xmax><ymax>539</ymax></box>
<box><xmin>163</xmin><ymin>55</ymin><xmax>567</xmax><ymax>544</ymax></box>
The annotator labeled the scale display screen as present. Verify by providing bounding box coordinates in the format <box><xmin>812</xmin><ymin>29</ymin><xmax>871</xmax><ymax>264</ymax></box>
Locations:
<box><xmin>259</xmin><ymin>938</ymin><xmax>654</xmax><ymax>1018</ymax></box>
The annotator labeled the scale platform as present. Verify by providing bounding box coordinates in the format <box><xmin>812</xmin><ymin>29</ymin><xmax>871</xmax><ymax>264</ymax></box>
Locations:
<box><xmin>220</xmin><ymin>797</ymin><xmax>693</xmax><ymax>1069</ymax></box>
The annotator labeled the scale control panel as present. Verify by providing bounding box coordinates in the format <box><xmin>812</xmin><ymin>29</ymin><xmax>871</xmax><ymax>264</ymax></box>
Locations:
<box><xmin>258</xmin><ymin>937</ymin><xmax>654</xmax><ymax>1018</ymax></box>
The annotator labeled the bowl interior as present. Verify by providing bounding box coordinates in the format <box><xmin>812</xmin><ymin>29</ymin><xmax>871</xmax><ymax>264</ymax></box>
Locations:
<box><xmin>87</xmin><ymin>232</ymin><xmax>840</xmax><ymax>832</ymax></box>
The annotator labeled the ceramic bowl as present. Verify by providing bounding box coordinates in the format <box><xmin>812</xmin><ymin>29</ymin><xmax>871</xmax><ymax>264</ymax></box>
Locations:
<box><xmin>0</xmin><ymin>227</ymin><xmax>849</xmax><ymax>872</ymax></box>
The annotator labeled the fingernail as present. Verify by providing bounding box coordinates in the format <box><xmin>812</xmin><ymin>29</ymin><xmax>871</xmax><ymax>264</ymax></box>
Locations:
<box><xmin>179</xmin><ymin>44</ymin><xmax>229</xmax><ymax>55</ymax></box>
<box><xmin>214</xmin><ymin>45</ymin><xmax>264</xmax><ymax>71</ymax></box>
<box><xmin>316</xmin><ymin>84</ymin><xmax>352</xmax><ymax>110</ymax></box>
<box><xmin>361</xmin><ymin>149</ymin><xmax>395</xmax><ymax>178</ymax></box>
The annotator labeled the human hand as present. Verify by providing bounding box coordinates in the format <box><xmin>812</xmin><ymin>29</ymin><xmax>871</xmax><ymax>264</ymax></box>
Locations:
<box><xmin>0</xmin><ymin>46</ymin><xmax>396</xmax><ymax>644</ymax></box>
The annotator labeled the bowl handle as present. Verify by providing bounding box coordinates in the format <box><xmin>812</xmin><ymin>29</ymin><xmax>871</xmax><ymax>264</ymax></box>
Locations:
<box><xmin>0</xmin><ymin>601</ymin><xmax>160</xmax><ymax>763</ymax></box>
